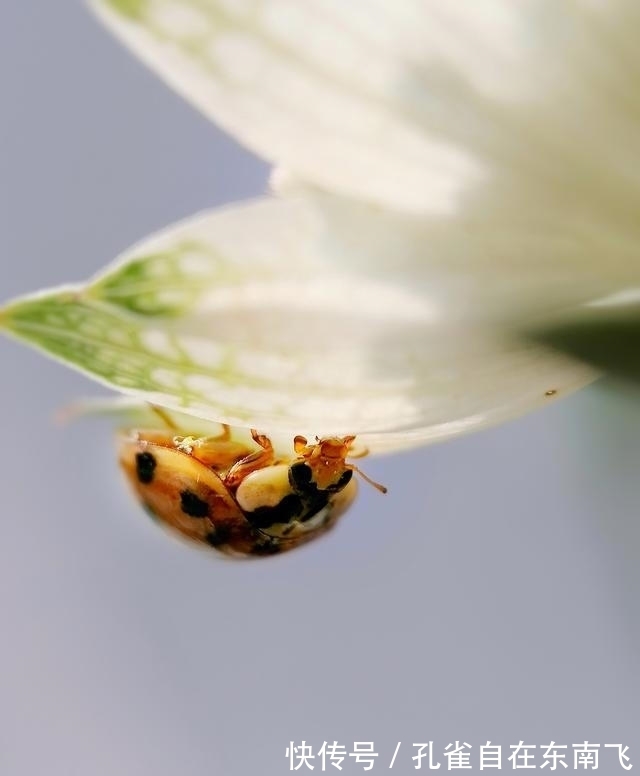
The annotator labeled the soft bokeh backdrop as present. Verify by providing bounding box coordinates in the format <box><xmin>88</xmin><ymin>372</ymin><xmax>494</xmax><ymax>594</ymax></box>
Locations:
<box><xmin>1</xmin><ymin>2</ymin><xmax>638</xmax><ymax>774</ymax></box>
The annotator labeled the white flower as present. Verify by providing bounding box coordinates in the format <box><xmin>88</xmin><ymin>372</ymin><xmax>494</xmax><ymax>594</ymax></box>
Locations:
<box><xmin>1</xmin><ymin>0</ymin><xmax>638</xmax><ymax>454</ymax></box>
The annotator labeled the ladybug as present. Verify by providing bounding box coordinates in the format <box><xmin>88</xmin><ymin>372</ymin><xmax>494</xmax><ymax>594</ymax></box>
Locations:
<box><xmin>118</xmin><ymin>417</ymin><xmax>386</xmax><ymax>558</ymax></box>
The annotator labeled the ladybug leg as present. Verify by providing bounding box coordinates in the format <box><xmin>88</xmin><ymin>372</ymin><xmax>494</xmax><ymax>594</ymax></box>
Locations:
<box><xmin>179</xmin><ymin>422</ymin><xmax>232</xmax><ymax>447</ymax></box>
<box><xmin>149</xmin><ymin>402</ymin><xmax>231</xmax><ymax>443</ymax></box>
<box><xmin>224</xmin><ymin>430</ymin><xmax>275</xmax><ymax>488</ymax></box>
<box><xmin>176</xmin><ymin>437</ymin><xmax>251</xmax><ymax>471</ymax></box>
<box><xmin>293</xmin><ymin>435</ymin><xmax>310</xmax><ymax>455</ymax></box>
<box><xmin>149</xmin><ymin>404</ymin><xmax>178</xmax><ymax>430</ymax></box>
<box><xmin>174</xmin><ymin>425</ymin><xmax>251</xmax><ymax>472</ymax></box>
<box><xmin>209</xmin><ymin>423</ymin><xmax>231</xmax><ymax>442</ymax></box>
<box><xmin>347</xmin><ymin>444</ymin><xmax>369</xmax><ymax>460</ymax></box>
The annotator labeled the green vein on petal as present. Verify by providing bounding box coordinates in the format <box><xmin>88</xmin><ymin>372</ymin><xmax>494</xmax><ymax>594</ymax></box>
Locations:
<box><xmin>103</xmin><ymin>0</ymin><xmax>148</xmax><ymax>20</ymax></box>
<box><xmin>0</xmin><ymin>196</ymin><xmax>598</xmax><ymax>454</ymax></box>
<box><xmin>88</xmin><ymin>239</ymin><xmax>247</xmax><ymax>316</ymax></box>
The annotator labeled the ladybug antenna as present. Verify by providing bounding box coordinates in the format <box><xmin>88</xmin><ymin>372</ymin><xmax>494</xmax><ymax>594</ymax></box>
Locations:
<box><xmin>347</xmin><ymin>464</ymin><xmax>388</xmax><ymax>495</ymax></box>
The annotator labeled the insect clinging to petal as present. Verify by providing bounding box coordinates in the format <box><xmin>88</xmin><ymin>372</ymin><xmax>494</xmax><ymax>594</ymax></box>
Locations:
<box><xmin>118</xmin><ymin>417</ymin><xmax>386</xmax><ymax>558</ymax></box>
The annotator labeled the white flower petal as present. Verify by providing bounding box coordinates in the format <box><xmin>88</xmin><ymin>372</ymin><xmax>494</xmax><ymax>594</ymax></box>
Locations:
<box><xmin>0</xmin><ymin>196</ymin><xmax>596</xmax><ymax>454</ymax></box>
<box><xmin>88</xmin><ymin>0</ymin><xmax>485</xmax><ymax>212</ymax></box>
<box><xmin>90</xmin><ymin>0</ymin><xmax>640</xmax><ymax>216</ymax></box>
<box><xmin>280</xmin><ymin>183</ymin><xmax>640</xmax><ymax>326</ymax></box>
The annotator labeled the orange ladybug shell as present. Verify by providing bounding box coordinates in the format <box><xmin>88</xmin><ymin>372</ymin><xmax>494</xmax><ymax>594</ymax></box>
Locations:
<box><xmin>118</xmin><ymin>433</ymin><xmax>354</xmax><ymax>558</ymax></box>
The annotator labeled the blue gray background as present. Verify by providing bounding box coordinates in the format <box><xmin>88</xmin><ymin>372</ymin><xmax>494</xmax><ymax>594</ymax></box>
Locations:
<box><xmin>0</xmin><ymin>2</ymin><xmax>638</xmax><ymax>774</ymax></box>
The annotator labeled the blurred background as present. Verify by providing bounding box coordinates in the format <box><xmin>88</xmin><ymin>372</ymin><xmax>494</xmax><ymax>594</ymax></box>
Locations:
<box><xmin>0</xmin><ymin>2</ymin><xmax>638</xmax><ymax>774</ymax></box>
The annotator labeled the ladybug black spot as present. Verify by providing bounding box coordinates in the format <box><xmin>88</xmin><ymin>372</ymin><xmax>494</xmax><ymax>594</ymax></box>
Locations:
<box><xmin>328</xmin><ymin>469</ymin><xmax>353</xmax><ymax>493</ymax></box>
<box><xmin>253</xmin><ymin>537</ymin><xmax>282</xmax><ymax>556</ymax></box>
<box><xmin>288</xmin><ymin>461</ymin><xmax>312</xmax><ymax>492</ymax></box>
<box><xmin>180</xmin><ymin>490</ymin><xmax>209</xmax><ymax>518</ymax></box>
<box><xmin>206</xmin><ymin>524</ymin><xmax>232</xmax><ymax>547</ymax></box>
<box><xmin>289</xmin><ymin>462</ymin><xmax>352</xmax><ymax>494</ymax></box>
<box><xmin>246</xmin><ymin>493</ymin><xmax>304</xmax><ymax>529</ymax></box>
<box><xmin>136</xmin><ymin>452</ymin><xmax>157</xmax><ymax>484</ymax></box>
<box><xmin>299</xmin><ymin>492</ymin><xmax>330</xmax><ymax>522</ymax></box>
